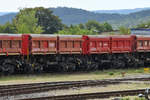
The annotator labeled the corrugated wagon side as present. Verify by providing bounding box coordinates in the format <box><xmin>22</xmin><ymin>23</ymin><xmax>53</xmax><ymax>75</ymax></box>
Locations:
<box><xmin>136</xmin><ymin>35</ymin><xmax>150</xmax><ymax>52</ymax></box>
<box><xmin>30</xmin><ymin>34</ymin><xmax>58</xmax><ymax>54</ymax></box>
<box><xmin>0</xmin><ymin>34</ymin><xmax>22</xmax><ymax>55</ymax></box>
<box><xmin>87</xmin><ymin>35</ymin><xmax>111</xmax><ymax>54</ymax></box>
<box><xmin>58</xmin><ymin>35</ymin><xmax>83</xmax><ymax>54</ymax></box>
<box><xmin>111</xmin><ymin>35</ymin><xmax>134</xmax><ymax>53</ymax></box>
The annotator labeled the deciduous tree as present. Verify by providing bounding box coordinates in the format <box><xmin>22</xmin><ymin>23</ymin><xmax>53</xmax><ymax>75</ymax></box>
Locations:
<box><xmin>13</xmin><ymin>8</ymin><xmax>43</xmax><ymax>34</ymax></box>
<box><xmin>35</xmin><ymin>7</ymin><xmax>63</xmax><ymax>34</ymax></box>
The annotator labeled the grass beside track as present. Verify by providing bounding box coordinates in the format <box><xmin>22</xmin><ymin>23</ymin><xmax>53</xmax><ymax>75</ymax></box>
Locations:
<box><xmin>0</xmin><ymin>68</ymin><xmax>149</xmax><ymax>85</ymax></box>
<box><xmin>100</xmin><ymin>96</ymin><xmax>146</xmax><ymax>100</ymax></box>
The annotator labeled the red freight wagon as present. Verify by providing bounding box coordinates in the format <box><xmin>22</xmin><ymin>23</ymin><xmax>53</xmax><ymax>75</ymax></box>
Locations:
<box><xmin>87</xmin><ymin>35</ymin><xmax>111</xmax><ymax>54</ymax></box>
<box><xmin>111</xmin><ymin>35</ymin><xmax>134</xmax><ymax>53</ymax></box>
<box><xmin>0</xmin><ymin>34</ymin><xmax>22</xmax><ymax>55</ymax></box>
<box><xmin>136</xmin><ymin>35</ymin><xmax>150</xmax><ymax>52</ymax></box>
<box><xmin>30</xmin><ymin>34</ymin><xmax>57</xmax><ymax>54</ymax></box>
<box><xmin>58</xmin><ymin>35</ymin><xmax>83</xmax><ymax>54</ymax></box>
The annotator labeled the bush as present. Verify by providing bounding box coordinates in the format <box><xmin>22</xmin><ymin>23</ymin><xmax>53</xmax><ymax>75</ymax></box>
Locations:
<box><xmin>108</xmin><ymin>72</ymin><xmax>114</xmax><ymax>75</ymax></box>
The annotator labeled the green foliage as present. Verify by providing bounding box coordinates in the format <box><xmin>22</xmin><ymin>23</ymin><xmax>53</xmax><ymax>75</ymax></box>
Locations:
<box><xmin>13</xmin><ymin>8</ymin><xmax>43</xmax><ymax>34</ymax></box>
<box><xmin>103</xmin><ymin>22</ymin><xmax>113</xmax><ymax>32</ymax></box>
<box><xmin>34</xmin><ymin>7</ymin><xmax>63</xmax><ymax>34</ymax></box>
<box><xmin>119</xmin><ymin>26</ymin><xmax>131</xmax><ymax>35</ymax></box>
<box><xmin>0</xmin><ymin>22</ymin><xmax>16</xmax><ymax>33</ymax></box>
<box><xmin>78</xmin><ymin>23</ymin><xmax>85</xmax><ymax>29</ymax></box>
<box><xmin>12</xmin><ymin>7</ymin><xmax>63</xmax><ymax>34</ymax></box>
<box><xmin>85</xmin><ymin>20</ymin><xmax>104</xmax><ymax>33</ymax></box>
<box><xmin>136</xmin><ymin>21</ymin><xmax>150</xmax><ymax>28</ymax></box>
<box><xmin>108</xmin><ymin>72</ymin><xmax>114</xmax><ymax>75</ymax></box>
<box><xmin>58</xmin><ymin>25</ymin><xmax>97</xmax><ymax>35</ymax></box>
<box><xmin>58</xmin><ymin>21</ymin><xmax>113</xmax><ymax>35</ymax></box>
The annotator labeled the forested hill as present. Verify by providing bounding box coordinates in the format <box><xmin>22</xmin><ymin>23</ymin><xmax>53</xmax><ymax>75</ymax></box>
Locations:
<box><xmin>1</xmin><ymin>7</ymin><xmax>150</xmax><ymax>28</ymax></box>
<box><xmin>0</xmin><ymin>13</ymin><xmax>16</xmax><ymax>24</ymax></box>
<box><xmin>50</xmin><ymin>7</ymin><xmax>123</xmax><ymax>25</ymax></box>
<box><xmin>93</xmin><ymin>7</ymin><xmax>150</xmax><ymax>14</ymax></box>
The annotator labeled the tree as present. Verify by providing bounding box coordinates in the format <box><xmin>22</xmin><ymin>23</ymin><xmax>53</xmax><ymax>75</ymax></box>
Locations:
<box><xmin>78</xmin><ymin>23</ymin><xmax>85</xmax><ymax>29</ymax></box>
<box><xmin>0</xmin><ymin>22</ymin><xmax>15</xmax><ymax>33</ymax></box>
<box><xmin>136</xmin><ymin>21</ymin><xmax>150</xmax><ymax>28</ymax></box>
<box><xmin>119</xmin><ymin>26</ymin><xmax>131</xmax><ymax>35</ymax></box>
<box><xmin>13</xmin><ymin>7</ymin><xmax>63</xmax><ymax>34</ymax></box>
<box><xmin>58</xmin><ymin>20</ymin><xmax>113</xmax><ymax>35</ymax></box>
<box><xmin>58</xmin><ymin>25</ymin><xmax>97</xmax><ymax>35</ymax></box>
<box><xmin>103</xmin><ymin>22</ymin><xmax>113</xmax><ymax>32</ymax></box>
<box><xmin>35</xmin><ymin>7</ymin><xmax>63</xmax><ymax>34</ymax></box>
<box><xmin>85</xmin><ymin>20</ymin><xmax>104</xmax><ymax>33</ymax></box>
<box><xmin>13</xmin><ymin>8</ymin><xmax>43</xmax><ymax>34</ymax></box>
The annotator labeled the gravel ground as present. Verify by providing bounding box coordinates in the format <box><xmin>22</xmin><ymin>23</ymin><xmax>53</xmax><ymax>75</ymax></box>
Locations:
<box><xmin>1</xmin><ymin>82</ymin><xmax>150</xmax><ymax>100</ymax></box>
<box><xmin>1</xmin><ymin>73</ymin><xmax>150</xmax><ymax>100</ymax></box>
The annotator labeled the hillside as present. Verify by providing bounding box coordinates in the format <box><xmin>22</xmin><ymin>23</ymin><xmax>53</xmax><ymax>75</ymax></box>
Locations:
<box><xmin>50</xmin><ymin>7</ymin><xmax>150</xmax><ymax>28</ymax></box>
<box><xmin>0</xmin><ymin>12</ymin><xmax>12</xmax><ymax>16</ymax></box>
<box><xmin>0</xmin><ymin>7</ymin><xmax>150</xmax><ymax>28</ymax></box>
<box><xmin>93</xmin><ymin>7</ymin><xmax>150</xmax><ymax>14</ymax></box>
<box><xmin>0</xmin><ymin>13</ymin><xmax>16</xmax><ymax>24</ymax></box>
<box><xmin>50</xmin><ymin>7</ymin><xmax>124</xmax><ymax>25</ymax></box>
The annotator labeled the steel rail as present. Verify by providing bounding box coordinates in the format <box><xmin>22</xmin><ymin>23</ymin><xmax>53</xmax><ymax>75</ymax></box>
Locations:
<box><xmin>0</xmin><ymin>77</ymin><xmax>150</xmax><ymax>96</ymax></box>
<box><xmin>0</xmin><ymin>77</ymin><xmax>149</xmax><ymax>89</ymax></box>
<box><xmin>19</xmin><ymin>89</ymin><xmax>148</xmax><ymax>100</ymax></box>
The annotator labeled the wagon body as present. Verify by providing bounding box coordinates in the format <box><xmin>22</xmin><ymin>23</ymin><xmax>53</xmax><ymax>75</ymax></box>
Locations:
<box><xmin>30</xmin><ymin>34</ymin><xmax>58</xmax><ymax>54</ymax></box>
<box><xmin>111</xmin><ymin>35</ymin><xmax>134</xmax><ymax>53</ymax></box>
<box><xmin>0</xmin><ymin>34</ymin><xmax>22</xmax><ymax>55</ymax></box>
<box><xmin>58</xmin><ymin>35</ymin><xmax>83</xmax><ymax>54</ymax></box>
<box><xmin>87</xmin><ymin>35</ymin><xmax>111</xmax><ymax>54</ymax></box>
<box><xmin>136</xmin><ymin>35</ymin><xmax>150</xmax><ymax>52</ymax></box>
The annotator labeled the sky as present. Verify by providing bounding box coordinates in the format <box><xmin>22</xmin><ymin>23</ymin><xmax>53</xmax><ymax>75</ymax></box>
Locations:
<box><xmin>1</xmin><ymin>0</ymin><xmax>150</xmax><ymax>12</ymax></box>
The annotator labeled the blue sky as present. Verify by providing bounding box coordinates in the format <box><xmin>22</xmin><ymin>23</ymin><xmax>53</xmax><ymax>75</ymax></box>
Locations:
<box><xmin>1</xmin><ymin>0</ymin><xmax>150</xmax><ymax>12</ymax></box>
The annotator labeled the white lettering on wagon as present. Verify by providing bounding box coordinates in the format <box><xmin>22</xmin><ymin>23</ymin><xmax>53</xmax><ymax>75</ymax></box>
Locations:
<box><xmin>49</xmin><ymin>43</ymin><xmax>55</xmax><ymax>47</ymax></box>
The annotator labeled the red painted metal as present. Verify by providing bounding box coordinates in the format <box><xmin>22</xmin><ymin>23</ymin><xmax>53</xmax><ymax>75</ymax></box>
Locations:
<box><xmin>0</xmin><ymin>34</ymin><xmax>22</xmax><ymax>55</ymax></box>
<box><xmin>30</xmin><ymin>35</ymin><xmax>57</xmax><ymax>54</ymax></box>
<box><xmin>58</xmin><ymin>35</ymin><xmax>83</xmax><ymax>54</ymax></box>
<box><xmin>22</xmin><ymin>34</ymin><xmax>31</xmax><ymax>55</ymax></box>
<box><xmin>111</xmin><ymin>35</ymin><xmax>133</xmax><ymax>53</ymax></box>
<box><xmin>87</xmin><ymin>35</ymin><xmax>111</xmax><ymax>54</ymax></box>
<box><xmin>136</xmin><ymin>35</ymin><xmax>150</xmax><ymax>52</ymax></box>
<box><xmin>0</xmin><ymin>34</ymin><xmax>148</xmax><ymax>57</ymax></box>
<box><xmin>82</xmin><ymin>35</ymin><xmax>89</xmax><ymax>55</ymax></box>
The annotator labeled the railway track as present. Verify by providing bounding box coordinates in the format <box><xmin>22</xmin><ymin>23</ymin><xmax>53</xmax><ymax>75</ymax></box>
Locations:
<box><xmin>0</xmin><ymin>77</ymin><xmax>150</xmax><ymax>97</ymax></box>
<box><xmin>19</xmin><ymin>89</ymin><xmax>149</xmax><ymax>100</ymax></box>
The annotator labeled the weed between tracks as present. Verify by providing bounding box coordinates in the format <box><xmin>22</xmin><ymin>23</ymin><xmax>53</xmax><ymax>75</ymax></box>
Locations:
<box><xmin>46</xmin><ymin>83</ymin><xmax>150</xmax><ymax>96</ymax></box>
<box><xmin>0</xmin><ymin>68</ymin><xmax>149</xmax><ymax>85</ymax></box>
<box><xmin>95</xmin><ymin>96</ymin><xmax>146</xmax><ymax>100</ymax></box>
<box><xmin>121</xmin><ymin>97</ymin><xmax>146</xmax><ymax>100</ymax></box>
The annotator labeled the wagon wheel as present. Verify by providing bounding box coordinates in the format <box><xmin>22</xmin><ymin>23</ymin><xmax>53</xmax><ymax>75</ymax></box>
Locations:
<box><xmin>33</xmin><ymin>64</ymin><xmax>43</xmax><ymax>73</ymax></box>
<box><xmin>59</xmin><ymin>63</ymin><xmax>68</xmax><ymax>72</ymax></box>
<box><xmin>92</xmin><ymin>63</ymin><xmax>99</xmax><ymax>70</ymax></box>
<box><xmin>111</xmin><ymin>60</ymin><xmax>125</xmax><ymax>69</ymax></box>
<box><xmin>137</xmin><ymin>60</ymin><xmax>144</xmax><ymax>67</ymax></box>
<box><xmin>127</xmin><ymin>60</ymin><xmax>138</xmax><ymax>68</ymax></box>
<box><xmin>60</xmin><ymin>63</ymin><xmax>76</xmax><ymax>72</ymax></box>
<box><xmin>67</xmin><ymin>63</ymin><xmax>76</xmax><ymax>71</ymax></box>
<box><xmin>0</xmin><ymin>65</ymin><xmax>2</xmax><ymax>72</ymax></box>
<box><xmin>24</xmin><ymin>64</ymin><xmax>34</xmax><ymax>74</ymax></box>
<box><xmin>2</xmin><ymin>64</ymin><xmax>15</xmax><ymax>75</ymax></box>
<box><xmin>86</xmin><ymin>62</ymin><xmax>99</xmax><ymax>71</ymax></box>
